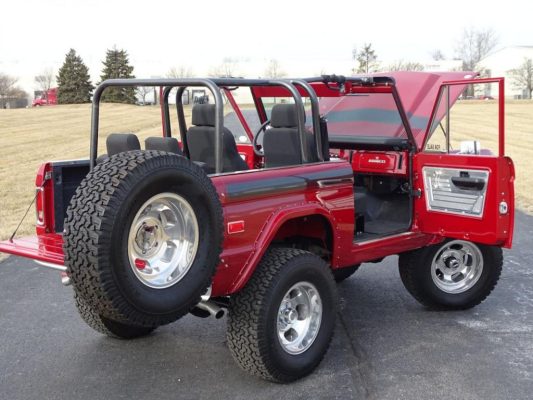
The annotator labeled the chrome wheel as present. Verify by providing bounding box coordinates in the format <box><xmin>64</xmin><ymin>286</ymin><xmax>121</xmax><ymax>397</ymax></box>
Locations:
<box><xmin>127</xmin><ymin>192</ymin><xmax>199</xmax><ymax>289</ymax></box>
<box><xmin>277</xmin><ymin>282</ymin><xmax>322</xmax><ymax>355</ymax></box>
<box><xmin>431</xmin><ymin>240</ymin><xmax>483</xmax><ymax>294</ymax></box>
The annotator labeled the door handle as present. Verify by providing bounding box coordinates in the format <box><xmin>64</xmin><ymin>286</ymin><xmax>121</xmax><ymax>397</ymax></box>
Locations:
<box><xmin>451</xmin><ymin>176</ymin><xmax>485</xmax><ymax>191</ymax></box>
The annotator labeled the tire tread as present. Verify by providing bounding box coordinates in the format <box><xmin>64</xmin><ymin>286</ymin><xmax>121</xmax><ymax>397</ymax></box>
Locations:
<box><xmin>399</xmin><ymin>242</ymin><xmax>503</xmax><ymax>310</ymax></box>
<box><xmin>64</xmin><ymin>150</ymin><xmax>223</xmax><ymax>327</ymax></box>
<box><xmin>227</xmin><ymin>247</ymin><xmax>336</xmax><ymax>382</ymax></box>
<box><xmin>74</xmin><ymin>293</ymin><xmax>155</xmax><ymax>339</ymax></box>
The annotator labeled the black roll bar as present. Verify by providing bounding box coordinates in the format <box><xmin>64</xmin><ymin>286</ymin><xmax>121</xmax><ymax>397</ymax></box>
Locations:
<box><xmin>161</xmin><ymin>79</ymin><xmax>309</xmax><ymax>164</ymax></box>
<box><xmin>175</xmin><ymin>87</ymin><xmax>189</xmax><ymax>155</ymax></box>
<box><xmin>90</xmin><ymin>78</ymin><xmax>224</xmax><ymax>173</ymax></box>
<box><xmin>289</xmin><ymin>79</ymin><xmax>323</xmax><ymax>162</ymax></box>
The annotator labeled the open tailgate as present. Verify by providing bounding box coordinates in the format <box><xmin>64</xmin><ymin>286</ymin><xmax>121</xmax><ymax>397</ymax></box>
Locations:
<box><xmin>0</xmin><ymin>234</ymin><xmax>64</xmax><ymax>267</ymax></box>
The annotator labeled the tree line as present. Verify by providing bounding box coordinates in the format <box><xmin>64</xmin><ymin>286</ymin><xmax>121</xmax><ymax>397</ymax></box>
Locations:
<box><xmin>1</xmin><ymin>27</ymin><xmax>532</xmax><ymax>106</ymax></box>
<box><xmin>55</xmin><ymin>47</ymin><xmax>136</xmax><ymax>104</ymax></box>
<box><xmin>0</xmin><ymin>47</ymin><xmax>137</xmax><ymax>107</ymax></box>
<box><xmin>351</xmin><ymin>27</ymin><xmax>532</xmax><ymax>98</ymax></box>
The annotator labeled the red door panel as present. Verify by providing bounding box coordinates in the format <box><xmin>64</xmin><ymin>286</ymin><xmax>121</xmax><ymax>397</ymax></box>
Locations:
<box><xmin>413</xmin><ymin>153</ymin><xmax>514</xmax><ymax>247</ymax></box>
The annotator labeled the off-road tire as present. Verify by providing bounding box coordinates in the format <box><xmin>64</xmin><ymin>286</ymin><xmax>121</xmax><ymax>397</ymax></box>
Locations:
<box><xmin>74</xmin><ymin>293</ymin><xmax>155</xmax><ymax>339</ymax></box>
<box><xmin>227</xmin><ymin>248</ymin><xmax>337</xmax><ymax>382</ymax></box>
<box><xmin>399</xmin><ymin>240</ymin><xmax>503</xmax><ymax>310</ymax></box>
<box><xmin>64</xmin><ymin>150</ymin><xmax>223</xmax><ymax>327</ymax></box>
<box><xmin>332</xmin><ymin>264</ymin><xmax>360</xmax><ymax>282</ymax></box>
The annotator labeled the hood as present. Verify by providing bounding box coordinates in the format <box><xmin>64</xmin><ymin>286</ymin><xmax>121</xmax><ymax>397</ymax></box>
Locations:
<box><xmin>377</xmin><ymin>71</ymin><xmax>477</xmax><ymax>148</ymax></box>
<box><xmin>318</xmin><ymin>71</ymin><xmax>477</xmax><ymax>149</ymax></box>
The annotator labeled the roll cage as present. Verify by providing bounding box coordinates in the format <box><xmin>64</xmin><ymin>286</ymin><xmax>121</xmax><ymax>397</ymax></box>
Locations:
<box><xmin>89</xmin><ymin>76</ymin><xmax>416</xmax><ymax>173</ymax></box>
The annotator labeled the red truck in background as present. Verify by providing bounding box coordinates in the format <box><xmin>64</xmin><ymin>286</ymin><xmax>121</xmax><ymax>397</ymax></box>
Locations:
<box><xmin>32</xmin><ymin>88</ymin><xmax>57</xmax><ymax>107</ymax></box>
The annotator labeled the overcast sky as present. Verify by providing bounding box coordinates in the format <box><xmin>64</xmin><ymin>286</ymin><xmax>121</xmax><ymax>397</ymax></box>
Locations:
<box><xmin>1</xmin><ymin>0</ymin><xmax>532</xmax><ymax>94</ymax></box>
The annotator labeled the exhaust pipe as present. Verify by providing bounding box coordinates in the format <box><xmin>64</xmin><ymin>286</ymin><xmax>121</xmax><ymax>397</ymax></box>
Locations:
<box><xmin>195</xmin><ymin>300</ymin><xmax>225</xmax><ymax>319</ymax></box>
<box><xmin>61</xmin><ymin>271</ymin><xmax>71</xmax><ymax>286</ymax></box>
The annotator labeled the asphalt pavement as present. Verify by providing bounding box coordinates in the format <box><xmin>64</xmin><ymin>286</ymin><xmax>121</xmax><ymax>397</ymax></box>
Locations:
<box><xmin>1</xmin><ymin>212</ymin><xmax>532</xmax><ymax>400</ymax></box>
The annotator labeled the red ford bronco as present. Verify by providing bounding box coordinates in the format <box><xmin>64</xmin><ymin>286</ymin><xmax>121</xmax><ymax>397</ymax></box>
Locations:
<box><xmin>0</xmin><ymin>72</ymin><xmax>515</xmax><ymax>382</ymax></box>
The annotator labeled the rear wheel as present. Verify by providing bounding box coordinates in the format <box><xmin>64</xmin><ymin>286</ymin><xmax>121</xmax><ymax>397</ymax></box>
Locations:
<box><xmin>399</xmin><ymin>239</ymin><xmax>502</xmax><ymax>310</ymax></box>
<box><xmin>64</xmin><ymin>150</ymin><xmax>223</xmax><ymax>327</ymax></box>
<box><xmin>227</xmin><ymin>248</ymin><xmax>337</xmax><ymax>382</ymax></box>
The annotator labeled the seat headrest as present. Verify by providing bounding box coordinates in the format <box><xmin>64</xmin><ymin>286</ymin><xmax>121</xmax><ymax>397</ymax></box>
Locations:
<box><xmin>106</xmin><ymin>133</ymin><xmax>141</xmax><ymax>156</ymax></box>
<box><xmin>145</xmin><ymin>137</ymin><xmax>182</xmax><ymax>154</ymax></box>
<box><xmin>192</xmin><ymin>104</ymin><xmax>216</xmax><ymax>126</ymax></box>
<box><xmin>270</xmin><ymin>104</ymin><xmax>304</xmax><ymax>128</ymax></box>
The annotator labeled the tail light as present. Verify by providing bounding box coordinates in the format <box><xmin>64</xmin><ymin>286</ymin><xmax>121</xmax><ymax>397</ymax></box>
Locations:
<box><xmin>35</xmin><ymin>187</ymin><xmax>45</xmax><ymax>226</ymax></box>
<box><xmin>34</xmin><ymin>164</ymin><xmax>53</xmax><ymax>234</ymax></box>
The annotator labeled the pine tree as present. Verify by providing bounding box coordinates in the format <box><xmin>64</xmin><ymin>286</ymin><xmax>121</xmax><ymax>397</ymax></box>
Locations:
<box><xmin>99</xmin><ymin>47</ymin><xmax>136</xmax><ymax>104</ymax></box>
<box><xmin>56</xmin><ymin>49</ymin><xmax>94</xmax><ymax>104</ymax></box>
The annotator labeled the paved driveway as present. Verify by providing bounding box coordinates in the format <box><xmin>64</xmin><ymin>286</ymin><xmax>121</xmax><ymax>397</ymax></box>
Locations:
<box><xmin>1</xmin><ymin>212</ymin><xmax>532</xmax><ymax>400</ymax></box>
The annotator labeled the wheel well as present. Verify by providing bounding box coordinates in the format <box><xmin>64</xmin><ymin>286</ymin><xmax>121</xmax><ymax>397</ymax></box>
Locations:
<box><xmin>271</xmin><ymin>215</ymin><xmax>333</xmax><ymax>262</ymax></box>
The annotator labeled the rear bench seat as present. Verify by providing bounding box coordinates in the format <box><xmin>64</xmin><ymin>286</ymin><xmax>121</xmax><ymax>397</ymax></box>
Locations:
<box><xmin>97</xmin><ymin>133</ymin><xmax>141</xmax><ymax>163</ymax></box>
<box><xmin>145</xmin><ymin>137</ymin><xmax>183</xmax><ymax>154</ymax></box>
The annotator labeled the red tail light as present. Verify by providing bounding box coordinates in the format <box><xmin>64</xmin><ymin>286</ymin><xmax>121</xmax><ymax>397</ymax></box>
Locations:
<box><xmin>34</xmin><ymin>163</ymin><xmax>54</xmax><ymax>235</ymax></box>
<box><xmin>35</xmin><ymin>187</ymin><xmax>45</xmax><ymax>226</ymax></box>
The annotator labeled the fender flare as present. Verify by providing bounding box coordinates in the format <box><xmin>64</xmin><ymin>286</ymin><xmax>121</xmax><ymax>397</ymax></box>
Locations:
<box><xmin>228</xmin><ymin>202</ymin><xmax>337</xmax><ymax>293</ymax></box>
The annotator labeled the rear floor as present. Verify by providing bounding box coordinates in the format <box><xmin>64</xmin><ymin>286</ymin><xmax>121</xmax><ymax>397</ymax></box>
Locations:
<box><xmin>354</xmin><ymin>190</ymin><xmax>411</xmax><ymax>241</ymax></box>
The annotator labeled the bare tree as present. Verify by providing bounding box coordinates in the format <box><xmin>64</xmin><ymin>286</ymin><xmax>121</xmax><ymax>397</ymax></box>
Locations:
<box><xmin>509</xmin><ymin>58</ymin><xmax>533</xmax><ymax>99</ymax></box>
<box><xmin>136</xmin><ymin>87</ymin><xmax>152</xmax><ymax>105</ymax></box>
<box><xmin>352</xmin><ymin>44</ymin><xmax>379</xmax><ymax>74</ymax></box>
<box><xmin>34</xmin><ymin>68</ymin><xmax>55</xmax><ymax>94</ymax></box>
<box><xmin>430</xmin><ymin>49</ymin><xmax>446</xmax><ymax>61</ymax></box>
<box><xmin>0</xmin><ymin>73</ymin><xmax>20</xmax><ymax>108</ymax></box>
<box><xmin>455</xmin><ymin>27</ymin><xmax>498</xmax><ymax>71</ymax></box>
<box><xmin>264</xmin><ymin>59</ymin><xmax>286</xmax><ymax>78</ymax></box>
<box><xmin>208</xmin><ymin>57</ymin><xmax>240</xmax><ymax>78</ymax></box>
<box><xmin>167</xmin><ymin>65</ymin><xmax>193</xmax><ymax>79</ymax></box>
<box><xmin>387</xmin><ymin>60</ymin><xmax>424</xmax><ymax>72</ymax></box>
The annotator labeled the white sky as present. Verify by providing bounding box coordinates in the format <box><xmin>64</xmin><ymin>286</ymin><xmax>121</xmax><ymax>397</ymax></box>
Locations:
<box><xmin>1</xmin><ymin>0</ymin><xmax>532</xmax><ymax>94</ymax></box>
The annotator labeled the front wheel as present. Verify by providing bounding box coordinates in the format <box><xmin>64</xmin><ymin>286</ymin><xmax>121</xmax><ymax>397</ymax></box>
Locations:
<box><xmin>227</xmin><ymin>248</ymin><xmax>337</xmax><ymax>382</ymax></box>
<box><xmin>399</xmin><ymin>239</ymin><xmax>503</xmax><ymax>310</ymax></box>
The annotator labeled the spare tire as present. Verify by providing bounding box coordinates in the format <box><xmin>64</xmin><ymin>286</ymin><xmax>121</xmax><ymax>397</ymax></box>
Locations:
<box><xmin>74</xmin><ymin>293</ymin><xmax>155</xmax><ymax>339</ymax></box>
<box><xmin>64</xmin><ymin>150</ymin><xmax>223</xmax><ymax>327</ymax></box>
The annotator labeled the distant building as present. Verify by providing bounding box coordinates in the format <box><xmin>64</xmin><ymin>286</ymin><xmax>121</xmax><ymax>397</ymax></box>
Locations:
<box><xmin>1</xmin><ymin>96</ymin><xmax>28</xmax><ymax>109</ymax></box>
<box><xmin>479</xmin><ymin>46</ymin><xmax>533</xmax><ymax>98</ymax></box>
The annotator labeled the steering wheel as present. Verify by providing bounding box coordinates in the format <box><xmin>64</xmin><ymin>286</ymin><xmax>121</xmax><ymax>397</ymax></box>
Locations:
<box><xmin>253</xmin><ymin>120</ymin><xmax>270</xmax><ymax>156</ymax></box>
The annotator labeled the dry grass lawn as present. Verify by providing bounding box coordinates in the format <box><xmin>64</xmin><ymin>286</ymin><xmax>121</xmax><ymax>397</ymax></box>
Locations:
<box><xmin>0</xmin><ymin>104</ymin><xmax>191</xmax><ymax>243</ymax></box>
<box><xmin>449</xmin><ymin>100</ymin><xmax>533</xmax><ymax>214</ymax></box>
<box><xmin>0</xmin><ymin>100</ymin><xmax>531</xmax><ymax>247</ymax></box>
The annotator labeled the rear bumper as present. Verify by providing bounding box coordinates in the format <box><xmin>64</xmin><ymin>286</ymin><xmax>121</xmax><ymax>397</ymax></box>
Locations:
<box><xmin>0</xmin><ymin>234</ymin><xmax>64</xmax><ymax>266</ymax></box>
